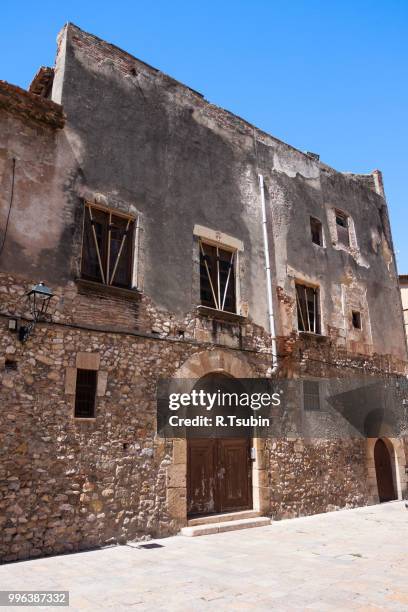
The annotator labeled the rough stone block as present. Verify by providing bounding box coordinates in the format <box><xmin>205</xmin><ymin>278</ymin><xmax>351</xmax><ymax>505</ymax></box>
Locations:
<box><xmin>65</xmin><ymin>367</ymin><xmax>77</xmax><ymax>395</ymax></box>
<box><xmin>97</xmin><ymin>371</ymin><xmax>108</xmax><ymax>396</ymax></box>
<box><xmin>167</xmin><ymin>488</ymin><xmax>186</xmax><ymax>519</ymax></box>
<box><xmin>166</xmin><ymin>464</ymin><xmax>186</xmax><ymax>488</ymax></box>
<box><xmin>76</xmin><ymin>352</ymin><xmax>100</xmax><ymax>370</ymax></box>
<box><xmin>172</xmin><ymin>440</ymin><xmax>186</xmax><ymax>465</ymax></box>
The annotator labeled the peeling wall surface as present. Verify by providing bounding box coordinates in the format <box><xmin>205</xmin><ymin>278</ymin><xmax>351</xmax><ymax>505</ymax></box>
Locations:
<box><xmin>0</xmin><ymin>23</ymin><xmax>407</xmax><ymax>562</ymax></box>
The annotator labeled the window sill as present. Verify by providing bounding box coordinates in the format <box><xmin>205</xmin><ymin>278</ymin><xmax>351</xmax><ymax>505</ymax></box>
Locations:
<box><xmin>298</xmin><ymin>331</ymin><xmax>328</xmax><ymax>341</ymax></box>
<box><xmin>197</xmin><ymin>305</ymin><xmax>246</xmax><ymax>323</ymax></box>
<box><xmin>76</xmin><ymin>278</ymin><xmax>142</xmax><ymax>301</ymax></box>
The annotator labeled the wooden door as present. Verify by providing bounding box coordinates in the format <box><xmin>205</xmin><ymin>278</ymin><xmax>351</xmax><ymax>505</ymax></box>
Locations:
<box><xmin>374</xmin><ymin>438</ymin><xmax>397</xmax><ymax>502</ymax></box>
<box><xmin>219</xmin><ymin>438</ymin><xmax>252</xmax><ymax>512</ymax></box>
<box><xmin>187</xmin><ymin>438</ymin><xmax>252</xmax><ymax>517</ymax></box>
<box><xmin>187</xmin><ymin>439</ymin><xmax>217</xmax><ymax>516</ymax></box>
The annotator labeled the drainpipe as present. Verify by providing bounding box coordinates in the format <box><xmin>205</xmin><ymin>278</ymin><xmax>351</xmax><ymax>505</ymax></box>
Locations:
<box><xmin>259</xmin><ymin>174</ymin><xmax>278</xmax><ymax>373</ymax></box>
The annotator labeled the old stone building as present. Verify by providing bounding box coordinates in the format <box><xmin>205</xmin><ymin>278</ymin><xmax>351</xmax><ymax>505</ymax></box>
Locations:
<box><xmin>0</xmin><ymin>23</ymin><xmax>407</xmax><ymax>562</ymax></box>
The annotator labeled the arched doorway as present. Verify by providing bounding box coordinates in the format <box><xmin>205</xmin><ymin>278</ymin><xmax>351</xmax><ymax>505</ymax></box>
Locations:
<box><xmin>187</xmin><ymin>373</ymin><xmax>252</xmax><ymax>517</ymax></box>
<box><xmin>374</xmin><ymin>438</ymin><xmax>397</xmax><ymax>503</ymax></box>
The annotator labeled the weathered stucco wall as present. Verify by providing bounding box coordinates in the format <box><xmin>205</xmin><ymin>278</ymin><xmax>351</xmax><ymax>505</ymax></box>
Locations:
<box><xmin>400</xmin><ymin>277</ymin><xmax>408</xmax><ymax>349</ymax></box>
<box><xmin>47</xmin><ymin>23</ymin><xmax>406</xmax><ymax>360</ymax></box>
<box><xmin>0</xmin><ymin>82</ymin><xmax>77</xmax><ymax>284</ymax></box>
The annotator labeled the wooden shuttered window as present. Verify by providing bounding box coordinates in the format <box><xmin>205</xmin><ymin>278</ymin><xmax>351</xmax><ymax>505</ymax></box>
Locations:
<box><xmin>81</xmin><ymin>205</ymin><xmax>134</xmax><ymax>288</ymax></box>
<box><xmin>74</xmin><ymin>369</ymin><xmax>97</xmax><ymax>418</ymax></box>
<box><xmin>199</xmin><ymin>241</ymin><xmax>236</xmax><ymax>313</ymax></box>
<box><xmin>296</xmin><ymin>283</ymin><xmax>321</xmax><ymax>334</ymax></box>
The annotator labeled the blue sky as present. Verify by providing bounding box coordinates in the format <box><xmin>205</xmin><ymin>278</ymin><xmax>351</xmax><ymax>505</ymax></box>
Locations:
<box><xmin>2</xmin><ymin>1</ymin><xmax>407</xmax><ymax>272</ymax></box>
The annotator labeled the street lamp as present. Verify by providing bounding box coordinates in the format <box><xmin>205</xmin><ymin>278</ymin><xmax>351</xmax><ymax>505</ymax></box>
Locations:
<box><xmin>19</xmin><ymin>282</ymin><xmax>54</xmax><ymax>343</ymax></box>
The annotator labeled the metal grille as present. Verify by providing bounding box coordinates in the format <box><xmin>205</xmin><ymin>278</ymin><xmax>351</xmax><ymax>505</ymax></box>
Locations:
<box><xmin>75</xmin><ymin>369</ymin><xmax>97</xmax><ymax>418</ymax></box>
<box><xmin>303</xmin><ymin>380</ymin><xmax>320</xmax><ymax>411</ymax></box>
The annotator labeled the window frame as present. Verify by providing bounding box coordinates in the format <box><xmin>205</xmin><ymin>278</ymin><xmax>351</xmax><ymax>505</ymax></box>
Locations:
<box><xmin>81</xmin><ymin>202</ymin><xmax>136</xmax><ymax>289</ymax></box>
<box><xmin>352</xmin><ymin>310</ymin><xmax>362</xmax><ymax>330</ymax></box>
<box><xmin>310</xmin><ymin>216</ymin><xmax>324</xmax><ymax>247</ymax></box>
<box><xmin>199</xmin><ymin>238</ymin><xmax>238</xmax><ymax>314</ymax></box>
<box><xmin>74</xmin><ymin>368</ymin><xmax>97</xmax><ymax>419</ymax></box>
<box><xmin>295</xmin><ymin>281</ymin><xmax>322</xmax><ymax>335</ymax></box>
<box><xmin>335</xmin><ymin>209</ymin><xmax>350</xmax><ymax>247</ymax></box>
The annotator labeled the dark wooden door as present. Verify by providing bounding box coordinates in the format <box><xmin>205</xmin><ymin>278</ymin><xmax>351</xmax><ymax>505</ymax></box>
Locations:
<box><xmin>187</xmin><ymin>438</ymin><xmax>252</xmax><ymax>516</ymax></box>
<box><xmin>218</xmin><ymin>438</ymin><xmax>252</xmax><ymax>512</ymax></box>
<box><xmin>374</xmin><ymin>439</ymin><xmax>397</xmax><ymax>502</ymax></box>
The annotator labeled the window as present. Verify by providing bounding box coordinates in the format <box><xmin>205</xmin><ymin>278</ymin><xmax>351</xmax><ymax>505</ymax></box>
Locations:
<box><xmin>199</xmin><ymin>240</ymin><xmax>236</xmax><ymax>313</ymax></box>
<box><xmin>352</xmin><ymin>310</ymin><xmax>362</xmax><ymax>329</ymax></box>
<box><xmin>81</xmin><ymin>204</ymin><xmax>135</xmax><ymax>288</ymax></box>
<box><xmin>296</xmin><ymin>283</ymin><xmax>321</xmax><ymax>334</ymax></box>
<box><xmin>335</xmin><ymin>210</ymin><xmax>350</xmax><ymax>247</ymax></box>
<box><xmin>5</xmin><ymin>359</ymin><xmax>17</xmax><ymax>371</ymax></box>
<box><xmin>74</xmin><ymin>369</ymin><xmax>97</xmax><ymax>418</ymax></box>
<box><xmin>310</xmin><ymin>217</ymin><xmax>323</xmax><ymax>246</ymax></box>
<box><xmin>303</xmin><ymin>380</ymin><xmax>320</xmax><ymax>411</ymax></box>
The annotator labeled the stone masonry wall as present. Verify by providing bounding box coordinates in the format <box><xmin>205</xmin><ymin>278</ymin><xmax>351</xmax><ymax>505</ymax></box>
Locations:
<box><xmin>0</xmin><ymin>271</ymin><xmax>273</xmax><ymax>562</ymax></box>
<box><xmin>1</xmin><ymin>270</ymin><xmax>407</xmax><ymax>562</ymax></box>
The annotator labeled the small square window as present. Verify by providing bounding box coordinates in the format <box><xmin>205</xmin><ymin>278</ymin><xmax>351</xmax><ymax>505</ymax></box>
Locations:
<box><xmin>75</xmin><ymin>369</ymin><xmax>97</xmax><ymax>418</ymax></box>
<box><xmin>5</xmin><ymin>359</ymin><xmax>17</xmax><ymax>371</ymax></box>
<box><xmin>310</xmin><ymin>217</ymin><xmax>323</xmax><ymax>246</ymax></box>
<box><xmin>303</xmin><ymin>380</ymin><xmax>320</xmax><ymax>411</ymax></box>
<box><xmin>335</xmin><ymin>210</ymin><xmax>350</xmax><ymax>247</ymax></box>
<box><xmin>352</xmin><ymin>310</ymin><xmax>362</xmax><ymax>329</ymax></box>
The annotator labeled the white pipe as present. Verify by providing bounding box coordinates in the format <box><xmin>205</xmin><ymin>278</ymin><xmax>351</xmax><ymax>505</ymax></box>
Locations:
<box><xmin>259</xmin><ymin>174</ymin><xmax>278</xmax><ymax>373</ymax></box>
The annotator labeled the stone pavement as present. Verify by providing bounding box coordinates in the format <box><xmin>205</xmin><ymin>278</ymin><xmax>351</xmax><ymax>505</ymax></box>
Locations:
<box><xmin>0</xmin><ymin>501</ymin><xmax>407</xmax><ymax>611</ymax></box>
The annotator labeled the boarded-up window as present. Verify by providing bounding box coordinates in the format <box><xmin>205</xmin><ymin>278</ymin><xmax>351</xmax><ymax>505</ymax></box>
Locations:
<box><xmin>296</xmin><ymin>283</ymin><xmax>321</xmax><ymax>334</ymax></box>
<box><xmin>74</xmin><ymin>369</ymin><xmax>97</xmax><ymax>418</ymax></box>
<box><xmin>303</xmin><ymin>380</ymin><xmax>320</xmax><ymax>411</ymax></box>
<box><xmin>310</xmin><ymin>217</ymin><xmax>323</xmax><ymax>246</ymax></box>
<box><xmin>81</xmin><ymin>205</ymin><xmax>134</xmax><ymax>288</ymax></box>
<box><xmin>335</xmin><ymin>210</ymin><xmax>350</xmax><ymax>247</ymax></box>
<box><xmin>200</xmin><ymin>241</ymin><xmax>236</xmax><ymax>313</ymax></box>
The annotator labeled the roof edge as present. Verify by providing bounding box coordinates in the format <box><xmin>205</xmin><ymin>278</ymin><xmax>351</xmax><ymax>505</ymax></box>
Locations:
<box><xmin>0</xmin><ymin>80</ymin><xmax>65</xmax><ymax>129</ymax></box>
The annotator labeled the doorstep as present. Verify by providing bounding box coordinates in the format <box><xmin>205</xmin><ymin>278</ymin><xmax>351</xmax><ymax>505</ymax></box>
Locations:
<box><xmin>187</xmin><ymin>509</ymin><xmax>261</xmax><ymax>526</ymax></box>
<box><xmin>180</xmin><ymin>515</ymin><xmax>271</xmax><ymax>537</ymax></box>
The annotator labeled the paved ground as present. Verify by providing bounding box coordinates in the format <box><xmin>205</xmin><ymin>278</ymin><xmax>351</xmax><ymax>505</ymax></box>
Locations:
<box><xmin>0</xmin><ymin>501</ymin><xmax>407</xmax><ymax>611</ymax></box>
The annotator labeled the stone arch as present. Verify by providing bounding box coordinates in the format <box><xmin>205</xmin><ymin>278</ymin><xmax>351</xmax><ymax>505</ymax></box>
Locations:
<box><xmin>366</xmin><ymin>436</ymin><xmax>407</xmax><ymax>503</ymax></box>
<box><xmin>174</xmin><ymin>348</ymin><xmax>256</xmax><ymax>381</ymax></box>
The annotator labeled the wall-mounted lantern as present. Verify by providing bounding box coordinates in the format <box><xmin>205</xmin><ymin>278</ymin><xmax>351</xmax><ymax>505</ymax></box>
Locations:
<box><xmin>19</xmin><ymin>282</ymin><xmax>54</xmax><ymax>343</ymax></box>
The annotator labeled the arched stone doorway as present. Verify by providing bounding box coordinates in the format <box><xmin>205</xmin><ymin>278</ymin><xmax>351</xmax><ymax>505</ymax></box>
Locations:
<box><xmin>187</xmin><ymin>373</ymin><xmax>252</xmax><ymax>517</ymax></box>
<box><xmin>374</xmin><ymin>438</ymin><xmax>397</xmax><ymax>502</ymax></box>
<box><xmin>165</xmin><ymin>349</ymin><xmax>270</xmax><ymax>526</ymax></box>
<box><xmin>366</xmin><ymin>436</ymin><xmax>406</xmax><ymax>504</ymax></box>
